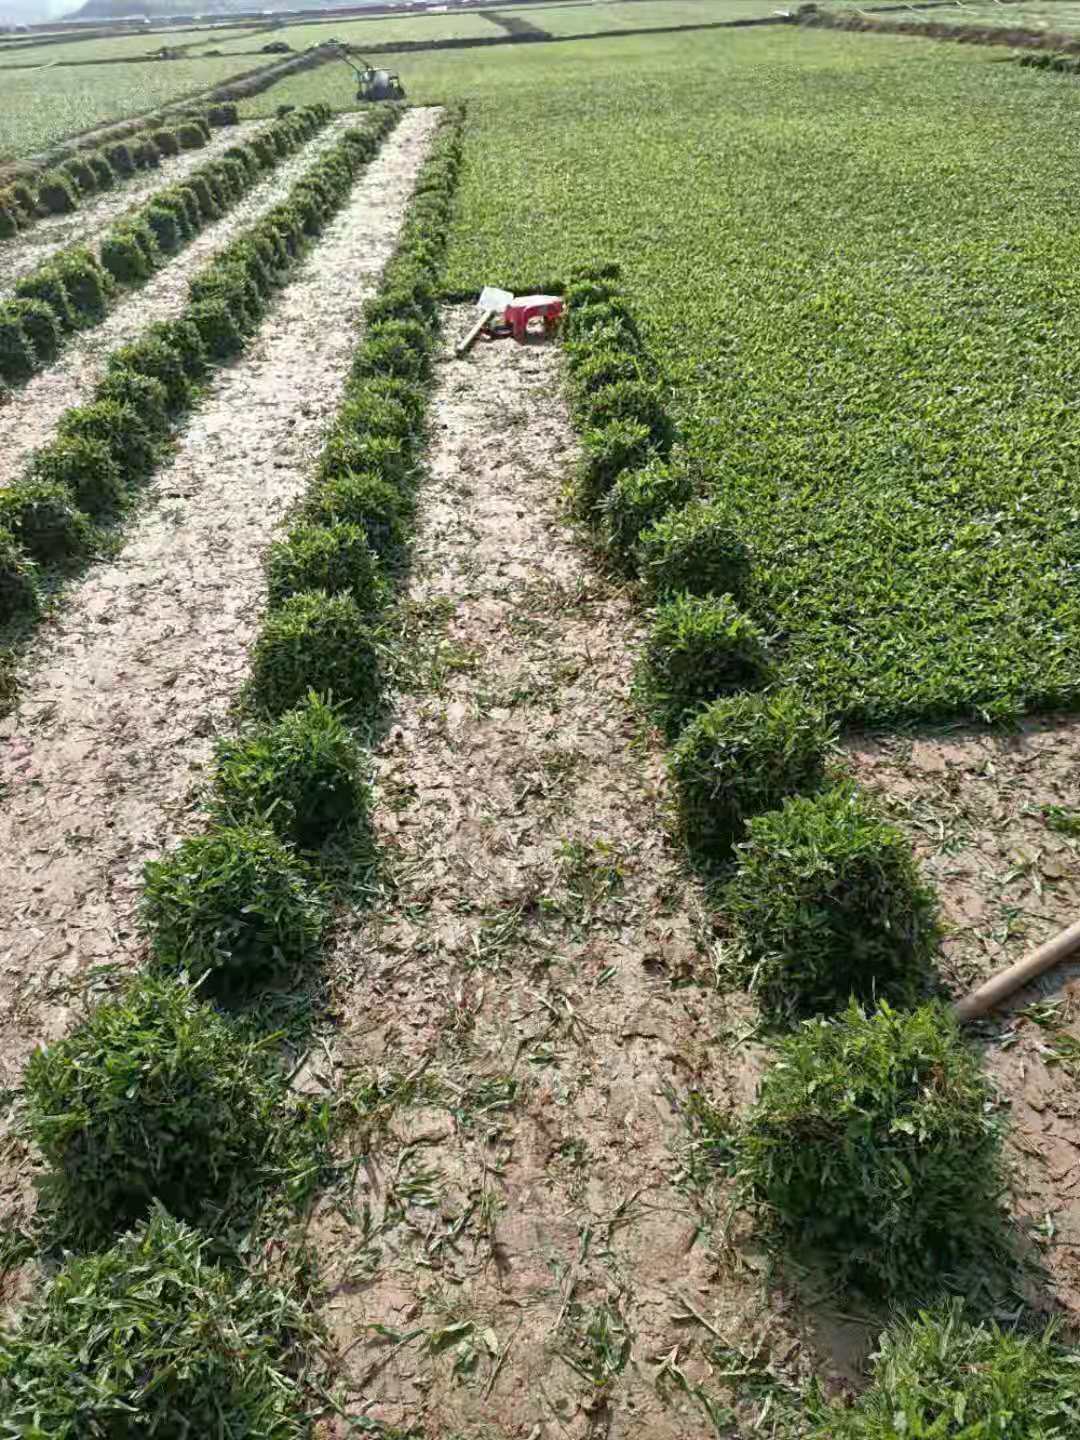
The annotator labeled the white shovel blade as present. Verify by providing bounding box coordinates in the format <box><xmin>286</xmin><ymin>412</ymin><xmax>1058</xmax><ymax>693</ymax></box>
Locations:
<box><xmin>478</xmin><ymin>286</ymin><xmax>513</xmax><ymax>314</ymax></box>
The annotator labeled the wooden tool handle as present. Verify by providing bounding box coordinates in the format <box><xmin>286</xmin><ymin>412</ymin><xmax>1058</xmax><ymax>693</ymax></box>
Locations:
<box><xmin>953</xmin><ymin>916</ymin><xmax>1080</xmax><ymax>1022</ymax></box>
<box><xmin>455</xmin><ymin>309</ymin><xmax>495</xmax><ymax>358</ymax></box>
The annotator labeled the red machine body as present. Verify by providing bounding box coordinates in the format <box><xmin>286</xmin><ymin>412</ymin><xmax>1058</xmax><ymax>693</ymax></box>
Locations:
<box><xmin>502</xmin><ymin>294</ymin><xmax>565</xmax><ymax>343</ymax></box>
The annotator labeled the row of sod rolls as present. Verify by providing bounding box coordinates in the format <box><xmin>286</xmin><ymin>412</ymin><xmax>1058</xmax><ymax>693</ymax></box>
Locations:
<box><xmin>564</xmin><ymin>268</ymin><xmax>941</xmax><ymax>1025</ymax></box>
<box><xmin>0</xmin><ymin>104</ymin><xmax>330</xmax><ymax>395</ymax></box>
<box><xmin>1015</xmin><ymin>50</ymin><xmax>1080</xmax><ymax>73</ymax></box>
<box><xmin>143</xmin><ymin>104</ymin><xmax>465</xmax><ymax>992</ymax></box>
<box><xmin>0</xmin><ymin>106</ymin><xmax>465</xmax><ymax>1432</ymax></box>
<box><xmin>0</xmin><ymin>104</ymin><xmax>239</xmax><ymax>240</ymax></box>
<box><xmin>561</xmin><ymin>270</ymin><xmax>1050</xmax><ymax>1416</ymax></box>
<box><xmin>0</xmin><ymin>104</ymin><xmax>387</xmax><ymax>657</ymax></box>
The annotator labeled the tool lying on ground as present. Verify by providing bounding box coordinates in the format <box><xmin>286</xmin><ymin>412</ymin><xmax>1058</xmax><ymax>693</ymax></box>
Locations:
<box><xmin>954</xmin><ymin>915</ymin><xmax>1080</xmax><ymax>1022</ymax></box>
<box><xmin>455</xmin><ymin>287</ymin><xmax>565</xmax><ymax>357</ymax></box>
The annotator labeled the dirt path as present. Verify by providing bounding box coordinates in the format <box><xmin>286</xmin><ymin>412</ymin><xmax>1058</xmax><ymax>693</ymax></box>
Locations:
<box><xmin>0</xmin><ymin>121</ymin><xmax>259</xmax><ymax>296</ymax></box>
<box><xmin>0</xmin><ymin>114</ymin><xmax>361</xmax><ymax>490</ymax></box>
<box><xmin>849</xmin><ymin>723</ymin><xmax>1080</xmax><ymax>996</ymax></box>
<box><xmin>0</xmin><ymin>106</ymin><xmax>442</xmax><ymax>1090</ymax></box>
<box><xmin>307</xmin><ymin>310</ymin><xmax>828</xmax><ymax>1438</ymax></box>
<box><xmin>849</xmin><ymin>722</ymin><xmax>1080</xmax><ymax>1321</ymax></box>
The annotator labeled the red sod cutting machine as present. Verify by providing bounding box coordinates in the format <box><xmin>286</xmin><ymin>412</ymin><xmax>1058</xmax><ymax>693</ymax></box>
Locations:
<box><xmin>454</xmin><ymin>287</ymin><xmax>565</xmax><ymax>357</ymax></box>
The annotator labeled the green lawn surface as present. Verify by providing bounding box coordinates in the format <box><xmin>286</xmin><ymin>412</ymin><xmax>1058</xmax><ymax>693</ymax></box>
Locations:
<box><xmin>518</xmin><ymin>0</ymin><xmax>783</xmax><ymax>34</ymax></box>
<box><xmin>188</xmin><ymin>10</ymin><xmax>499</xmax><ymax>54</ymax></box>
<box><xmin>0</xmin><ymin>54</ymin><xmax>264</xmax><ymax>158</ymax></box>
<box><xmin>867</xmin><ymin>0</ymin><xmax>1080</xmax><ymax>29</ymax></box>
<box><xmin>0</xmin><ymin>28</ymin><xmax>255</xmax><ymax>67</ymax></box>
<box><xmin>345</xmin><ymin>26</ymin><xmax>1080</xmax><ymax>726</ymax></box>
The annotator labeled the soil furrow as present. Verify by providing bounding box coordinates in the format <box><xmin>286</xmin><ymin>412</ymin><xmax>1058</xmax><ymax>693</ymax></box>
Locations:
<box><xmin>0</xmin><ymin>114</ymin><xmax>364</xmax><ymax>490</ymax></box>
<box><xmin>308</xmin><ymin>310</ymin><xmax>807</xmax><ymax>1438</ymax></box>
<box><xmin>0</xmin><ymin>121</ymin><xmax>260</xmax><ymax>296</ymax></box>
<box><xmin>0</xmin><ymin>106</ymin><xmax>442</xmax><ymax>1089</ymax></box>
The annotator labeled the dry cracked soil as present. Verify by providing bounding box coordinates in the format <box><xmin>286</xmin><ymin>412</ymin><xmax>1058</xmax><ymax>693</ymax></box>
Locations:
<box><xmin>0</xmin><ymin>107</ymin><xmax>442</xmax><ymax>1099</ymax></box>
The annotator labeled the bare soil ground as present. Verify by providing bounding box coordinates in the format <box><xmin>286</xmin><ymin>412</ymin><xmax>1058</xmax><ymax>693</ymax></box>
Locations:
<box><xmin>0</xmin><ymin>121</ymin><xmax>259</xmax><ymax>295</ymax></box>
<box><xmin>0</xmin><ymin>114</ymin><xmax>364</xmax><ymax>489</ymax></box>
<box><xmin>307</xmin><ymin>311</ymin><xmax>842</xmax><ymax>1438</ymax></box>
<box><xmin>0</xmin><ymin>107</ymin><xmax>442</xmax><ymax>1099</ymax></box>
<box><xmin>849</xmin><ymin>724</ymin><xmax>1080</xmax><ymax>995</ymax></box>
<box><xmin>302</xmin><ymin>312</ymin><xmax>1080</xmax><ymax>1433</ymax></box>
<box><xmin>849</xmin><ymin>724</ymin><xmax>1080</xmax><ymax>1320</ymax></box>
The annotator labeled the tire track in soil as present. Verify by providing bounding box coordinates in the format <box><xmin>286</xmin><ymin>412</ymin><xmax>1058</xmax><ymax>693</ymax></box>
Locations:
<box><xmin>308</xmin><ymin>309</ymin><xmax>841</xmax><ymax>1439</ymax></box>
<box><xmin>0</xmin><ymin>106</ymin><xmax>442</xmax><ymax>1091</ymax></box>
<box><xmin>0</xmin><ymin>121</ymin><xmax>261</xmax><ymax>297</ymax></box>
<box><xmin>0</xmin><ymin>114</ymin><xmax>369</xmax><ymax>489</ymax></box>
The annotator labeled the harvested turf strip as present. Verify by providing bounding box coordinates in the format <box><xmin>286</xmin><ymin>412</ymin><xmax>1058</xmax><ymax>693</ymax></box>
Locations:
<box><xmin>0</xmin><ymin>108</ymin><xmax>441</xmax><ymax>1088</ymax></box>
<box><xmin>0</xmin><ymin>123</ymin><xmax>259</xmax><ymax>297</ymax></box>
<box><xmin>0</xmin><ymin>117</ymin><xmax>355</xmax><ymax>489</ymax></box>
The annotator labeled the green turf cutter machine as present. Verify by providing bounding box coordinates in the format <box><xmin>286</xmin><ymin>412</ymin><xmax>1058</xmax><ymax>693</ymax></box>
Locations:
<box><xmin>331</xmin><ymin>42</ymin><xmax>406</xmax><ymax>102</ymax></box>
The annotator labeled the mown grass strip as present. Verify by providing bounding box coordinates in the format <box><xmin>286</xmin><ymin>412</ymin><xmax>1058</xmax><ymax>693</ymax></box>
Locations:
<box><xmin>0</xmin><ymin>104</ymin><xmax>330</xmax><ymax>391</ymax></box>
<box><xmin>801</xmin><ymin>6</ymin><xmax>1080</xmax><ymax>53</ymax></box>
<box><xmin>0</xmin><ymin>102</ymin><xmax>238</xmax><ymax>244</ymax></box>
<box><xmin>0</xmin><ymin>46</ymin><xmax>331</xmax><ymax>172</ymax></box>
<box><xmin>0</xmin><ymin>104</ymin><xmax>391</xmax><ymax>697</ymax></box>
<box><xmin>0</xmin><ymin>103</ymin><xmax>466</xmax><ymax>1436</ymax></box>
<box><xmin>147</xmin><ymin>105</ymin><xmax>467</xmax><ymax>998</ymax></box>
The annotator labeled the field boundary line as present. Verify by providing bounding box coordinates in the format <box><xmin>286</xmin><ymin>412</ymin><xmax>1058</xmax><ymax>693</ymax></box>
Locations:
<box><xmin>800</xmin><ymin>6</ymin><xmax>1080</xmax><ymax>54</ymax></box>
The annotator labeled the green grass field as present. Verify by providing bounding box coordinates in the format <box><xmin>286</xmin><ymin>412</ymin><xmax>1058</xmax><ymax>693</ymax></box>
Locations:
<box><xmin>517</xmin><ymin>0</ymin><xmax>781</xmax><ymax>34</ymax></box>
<box><xmin>252</xmin><ymin>25</ymin><xmax>1080</xmax><ymax>725</ymax></box>
<box><xmin>0</xmin><ymin>30</ymin><xmax>257</xmax><ymax>68</ymax></box>
<box><xmin>865</xmin><ymin>0</ymin><xmax>1080</xmax><ymax>29</ymax></box>
<box><xmin>0</xmin><ymin>55</ymin><xmax>265</xmax><ymax>159</ymax></box>
<box><xmin>186</xmin><ymin>9</ymin><xmax>501</xmax><ymax>55</ymax></box>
